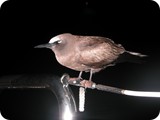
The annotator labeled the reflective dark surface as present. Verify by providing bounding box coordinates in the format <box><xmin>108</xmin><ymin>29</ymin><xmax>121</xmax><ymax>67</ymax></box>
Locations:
<box><xmin>0</xmin><ymin>74</ymin><xmax>77</xmax><ymax>120</ymax></box>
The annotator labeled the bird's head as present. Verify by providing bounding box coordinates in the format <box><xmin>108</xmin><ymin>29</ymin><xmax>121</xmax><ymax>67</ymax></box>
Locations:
<box><xmin>34</xmin><ymin>33</ymin><xmax>72</xmax><ymax>50</ymax></box>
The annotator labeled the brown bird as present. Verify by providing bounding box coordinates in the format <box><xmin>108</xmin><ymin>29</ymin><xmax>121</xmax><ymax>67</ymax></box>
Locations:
<box><xmin>35</xmin><ymin>33</ymin><xmax>146</xmax><ymax>82</ymax></box>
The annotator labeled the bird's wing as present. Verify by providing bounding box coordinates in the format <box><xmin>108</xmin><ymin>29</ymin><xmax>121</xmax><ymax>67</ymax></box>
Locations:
<box><xmin>77</xmin><ymin>36</ymin><xmax>125</xmax><ymax>68</ymax></box>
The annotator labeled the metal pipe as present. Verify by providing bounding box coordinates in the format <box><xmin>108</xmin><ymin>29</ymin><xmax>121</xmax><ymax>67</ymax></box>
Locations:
<box><xmin>95</xmin><ymin>84</ymin><xmax>123</xmax><ymax>94</ymax></box>
<box><xmin>66</xmin><ymin>74</ymin><xmax>160</xmax><ymax>98</ymax></box>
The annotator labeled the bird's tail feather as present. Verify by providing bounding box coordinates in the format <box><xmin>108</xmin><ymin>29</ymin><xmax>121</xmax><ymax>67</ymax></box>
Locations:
<box><xmin>114</xmin><ymin>51</ymin><xmax>148</xmax><ymax>64</ymax></box>
<box><xmin>126</xmin><ymin>51</ymin><xmax>147</xmax><ymax>57</ymax></box>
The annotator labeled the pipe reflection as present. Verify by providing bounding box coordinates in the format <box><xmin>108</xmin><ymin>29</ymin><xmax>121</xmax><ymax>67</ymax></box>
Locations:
<box><xmin>0</xmin><ymin>74</ymin><xmax>77</xmax><ymax>120</ymax></box>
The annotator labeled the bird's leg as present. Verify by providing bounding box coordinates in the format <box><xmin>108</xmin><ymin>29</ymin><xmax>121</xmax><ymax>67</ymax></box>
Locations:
<box><xmin>80</xmin><ymin>69</ymin><xmax>93</xmax><ymax>88</ymax></box>
<box><xmin>78</xmin><ymin>71</ymin><xmax>83</xmax><ymax>80</ymax></box>
<box><xmin>89</xmin><ymin>69</ymin><xmax>93</xmax><ymax>81</ymax></box>
<box><xmin>69</xmin><ymin>70</ymin><xmax>94</xmax><ymax>88</ymax></box>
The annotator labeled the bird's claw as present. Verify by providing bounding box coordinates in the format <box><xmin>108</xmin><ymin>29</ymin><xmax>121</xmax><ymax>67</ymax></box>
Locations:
<box><xmin>80</xmin><ymin>80</ymin><xmax>94</xmax><ymax>88</ymax></box>
<box><xmin>63</xmin><ymin>74</ymin><xmax>96</xmax><ymax>88</ymax></box>
<box><xmin>69</xmin><ymin>77</ymin><xmax>95</xmax><ymax>88</ymax></box>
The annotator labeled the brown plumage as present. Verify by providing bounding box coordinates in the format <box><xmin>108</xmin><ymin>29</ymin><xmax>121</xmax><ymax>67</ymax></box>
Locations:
<box><xmin>35</xmin><ymin>33</ymin><xmax>146</xmax><ymax>81</ymax></box>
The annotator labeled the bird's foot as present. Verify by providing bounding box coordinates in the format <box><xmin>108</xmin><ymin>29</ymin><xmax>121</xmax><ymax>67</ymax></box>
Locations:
<box><xmin>68</xmin><ymin>77</ymin><xmax>95</xmax><ymax>88</ymax></box>
<box><xmin>80</xmin><ymin>80</ymin><xmax>95</xmax><ymax>88</ymax></box>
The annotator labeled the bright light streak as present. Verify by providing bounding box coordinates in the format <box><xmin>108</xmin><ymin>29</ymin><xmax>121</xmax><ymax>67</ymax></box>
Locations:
<box><xmin>63</xmin><ymin>105</ymin><xmax>73</xmax><ymax>120</ymax></box>
<box><xmin>123</xmin><ymin>90</ymin><xmax>160</xmax><ymax>97</ymax></box>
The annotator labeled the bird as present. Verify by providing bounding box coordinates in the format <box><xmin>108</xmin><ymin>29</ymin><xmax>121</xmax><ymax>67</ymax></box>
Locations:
<box><xmin>35</xmin><ymin>33</ymin><xmax>147</xmax><ymax>84</ymax></box>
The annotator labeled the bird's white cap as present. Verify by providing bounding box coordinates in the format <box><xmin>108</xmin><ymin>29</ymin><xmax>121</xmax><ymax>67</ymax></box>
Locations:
<box><xmin>49</xmin><ymin>36</ymin><xmax>60</xmax><ymax>43</ymax></box>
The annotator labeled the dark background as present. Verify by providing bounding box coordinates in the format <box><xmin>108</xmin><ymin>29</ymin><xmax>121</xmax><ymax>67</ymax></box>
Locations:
<box><xmin>0</xmin><ymin>0</ymin><xmax>160</xmax><ymax>120</ymax></box>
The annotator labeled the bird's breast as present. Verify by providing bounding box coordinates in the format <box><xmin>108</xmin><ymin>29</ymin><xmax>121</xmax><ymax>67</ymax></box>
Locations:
<box><xmin>55</xmin><ymin>51</ymin><xmax>89</xmax><ymax>72</ymax></box>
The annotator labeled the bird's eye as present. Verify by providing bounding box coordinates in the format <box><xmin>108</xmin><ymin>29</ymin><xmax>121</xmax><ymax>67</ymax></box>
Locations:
<box><xmin>52</xmin><ymin>40</ymin><xmax>62</xmax><ymax>45</ymax></box>
<box><xmin>57</xmin><ymin>40</ymin><xmax>62</xmax><ymax>44</ymax></box>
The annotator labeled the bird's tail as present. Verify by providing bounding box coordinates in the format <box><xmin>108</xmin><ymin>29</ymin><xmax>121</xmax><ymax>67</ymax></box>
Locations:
<box><xmin>115</xmin><ymin>51</ymin><xmax>148</xmax><ymax>64</ymax></box>
<box><xmin>126</xmin><ymin>51</ymin><xmax>147</xmax><ymax>57</ymax></box>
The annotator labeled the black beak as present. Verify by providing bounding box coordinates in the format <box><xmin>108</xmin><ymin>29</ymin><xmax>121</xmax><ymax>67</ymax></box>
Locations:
<box><xmin>34</xmin><ymin>43</ymin><xmax>53</xmax><ymax>49</ymax></box>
